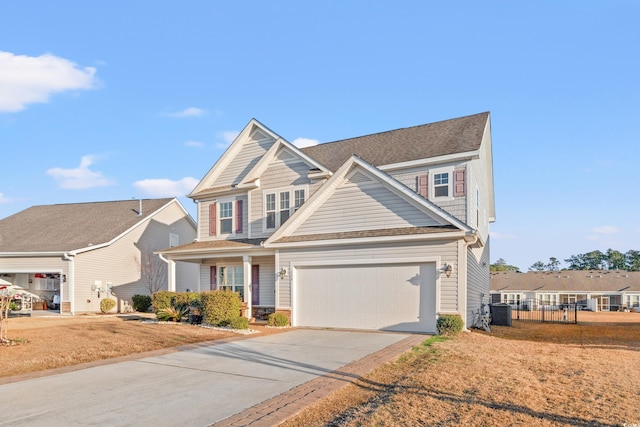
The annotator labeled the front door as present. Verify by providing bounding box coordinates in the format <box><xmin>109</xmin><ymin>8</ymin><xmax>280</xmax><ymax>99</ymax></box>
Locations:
<box><xmin>601</xmin><ymin>296</ymin><xmax>610</xmax><ymax>311</ymax></box>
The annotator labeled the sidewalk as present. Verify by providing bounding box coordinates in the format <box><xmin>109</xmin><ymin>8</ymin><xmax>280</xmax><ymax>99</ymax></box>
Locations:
<box><xmin>213</xmin><ymin>334</ymin><xmax>426</xmax><ymax>426</ymax></box>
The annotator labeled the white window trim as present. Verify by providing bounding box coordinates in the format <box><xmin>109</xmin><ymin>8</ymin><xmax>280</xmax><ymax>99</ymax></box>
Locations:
<box><xmin>217</xmin><ymin>264</ymin><xmax>244</xmax><ymax>297</ymax></box>
<box><xmin>169</xmin><ymin>233</ymin><xmax>179</xmax><ymax>248</ymax></box>
<box><xmin>217</xmin><ymin>197</ymin><xmax>236</xmax><ymax>237</ymax></box>
<box><xmin>262</xmin><ymin>185</ymin><xmax>308</xmax><ymax>231</ymax></box>
<box><xmin>430</xmin><ymin>166</ymin><xmax>454</xmax><ymax>201</ymax></box>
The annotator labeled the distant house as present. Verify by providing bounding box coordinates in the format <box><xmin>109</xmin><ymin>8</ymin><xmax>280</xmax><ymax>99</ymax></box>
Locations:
<box><xmin>159</xmin><ymin>112</ymin><xmax>495</xmax><ymax>332</ymax></box>
<box><xmin>490</xmin><ymin>270</ymin><xmax>640</xmax><ymax>311</ymax></box>
<box><xmin>0</xmin><ymin>198</ymin><xmax>197</xmax><ymax>314</ymax></box>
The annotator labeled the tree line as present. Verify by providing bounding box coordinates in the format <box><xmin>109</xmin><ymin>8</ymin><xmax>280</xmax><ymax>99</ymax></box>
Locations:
<box><xmin>491</xmin><ymin>249</ymin><xmax>640</xmax><ymax>273</ymax></box>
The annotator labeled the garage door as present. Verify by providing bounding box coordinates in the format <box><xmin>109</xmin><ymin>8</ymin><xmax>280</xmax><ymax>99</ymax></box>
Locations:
<box><xmin>295</xmin><ymin>263</ymin><xmax>436</xmax><ymax>332</ymax></box>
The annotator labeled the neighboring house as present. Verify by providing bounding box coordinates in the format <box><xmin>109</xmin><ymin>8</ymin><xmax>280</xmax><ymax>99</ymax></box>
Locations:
<box><xmin>159</xmin><ymin>112</ymin><xmax>495</xmax><ymax>332</ymax></box>
<box><xmin>490</xmin><ymin>270</ymin><xmax>640</xmax><ymax>311</ymax></box>
<box><xmin>0</xmin><ymin>198</ymin><xmax>198</xmax><ymax>314</ymax></box>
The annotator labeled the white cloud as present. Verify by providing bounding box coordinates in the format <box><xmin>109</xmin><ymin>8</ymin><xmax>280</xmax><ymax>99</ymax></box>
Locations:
<box><xmin>0</xmin><ymin>193</ymin><xmax>10</xmax><ymax>203</ymax></box>
<box><xmin>490</xmin><ymin>231</ymin><xmax>517</xmax><ymax>240</ymax></box>
<box><xmin>47</xmin><ymin>155</ymin><xmax>114</xmax><ymax>189</ymax></box>
<box><xmin>0</xmin><ymin>51</ymin><xmax>97</xmax><ymax>113</ymax></box>
<box><xmin>292</xmin><ymin>137</ymin><xmax>320</xmax><ymax>148</ymax></box>
<box><xmin>133</xmin><ymin>177</ymin><xmax>199</xmax><ymax>197</ymax></box>
<box><xmin>184</xmin><ymin>140</ymin><xmax>204</xmax><ymax>148</ymax></box>
<box><xmin>215</xmin><ymin>130</ymin><xmax>240</xmax><ymax>149</ymax></box>
<box><xmin>165</xmin><ymin>107</ymin><xmax>205</xmax><ymax>118</ymax></box>
<box><xmin>591</xmin><ymin>225</ymin><xmax>620</xmax><ymax>235</ymax></box>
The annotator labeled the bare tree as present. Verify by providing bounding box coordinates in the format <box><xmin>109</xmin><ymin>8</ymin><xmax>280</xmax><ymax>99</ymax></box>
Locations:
<box><xmin>137</xmin><ymin>247</ymin><xmax>168</xmax><ymax>295</ymax></box>
<box><xmin>0</xmin><ymin>286</ymin><xmax>13</xmax><ymax>343</ymax></box>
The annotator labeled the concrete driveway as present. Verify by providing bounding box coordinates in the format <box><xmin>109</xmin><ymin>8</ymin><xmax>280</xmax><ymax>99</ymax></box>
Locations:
<box><xmin>0</xmin><ymin>329</ymin><xmax>414</xmax><ymax>427</ymax></box>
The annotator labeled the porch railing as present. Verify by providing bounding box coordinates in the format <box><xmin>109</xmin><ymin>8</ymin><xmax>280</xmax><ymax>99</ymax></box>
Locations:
<box><xmin>504</xmin><ymin>299</ymin><xmax>578</xmax><ymax>324</ymax></box>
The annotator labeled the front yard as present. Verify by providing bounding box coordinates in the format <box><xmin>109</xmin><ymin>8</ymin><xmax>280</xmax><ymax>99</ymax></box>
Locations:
<box><xmin>2</xmin><ymin>312</ymin><xmax>639</xmax><ymax>426</ymax></box>
<box><xmin>282</xmin><ymin>312</ymin><xmax>640</xmax><ymax>426</ymax></box>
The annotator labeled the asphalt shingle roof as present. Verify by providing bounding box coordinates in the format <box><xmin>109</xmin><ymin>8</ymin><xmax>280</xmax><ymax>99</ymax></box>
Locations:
<box><xmin>491</xmin><ymin>271</ymin><xmax>640</xmax><ymax>293</ymax></box>
<box><xmin>0</xmin><ymin>198</ymin><xmax>174</xmax><ymax>253</ymax></box>
<box><xmin>301</xmin><ymin>112</ymin><xmax>489</xmax><ymax>172</ymax></box>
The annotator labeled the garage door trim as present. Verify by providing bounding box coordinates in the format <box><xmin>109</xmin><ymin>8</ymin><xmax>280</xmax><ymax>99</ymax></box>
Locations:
<box><xmin>290</xmin><ymin>256</ymin><xmax>443</xmax><ymax>328</ymax></box>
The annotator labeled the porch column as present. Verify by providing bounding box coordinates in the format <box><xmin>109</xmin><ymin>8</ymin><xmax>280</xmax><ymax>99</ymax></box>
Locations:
<box><xmin>167</xmin><ymin>259</ymin><xmax>176</xmax><ymax>292</ymax></box>
<box><xmin>243</xmin><ymin>255</ymin><xmax>252</xmax><ymax>319</ymax></box>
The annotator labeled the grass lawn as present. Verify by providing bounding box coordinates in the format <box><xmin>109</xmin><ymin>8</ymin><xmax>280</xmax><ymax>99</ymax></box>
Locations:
<box><xmin>0</xmin><ymin>313</ymin><xmax>284</xmax><ymax>380</ymax></box>
<box><xmin>2</xmin><ymin>311</ymin><xmax>639</xmax><ymax>425</ymax></box>
<box><xmin>281</xmin><ymin>311</ymin><xmax>640</xmax><ymax>427</ymax></box>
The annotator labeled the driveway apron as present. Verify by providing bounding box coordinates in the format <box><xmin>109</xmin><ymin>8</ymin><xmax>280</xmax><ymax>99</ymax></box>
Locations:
<box><xmin>0</xmin><ymin>329</ymin><xmax>412</xmax><ymax>427</ymax></box>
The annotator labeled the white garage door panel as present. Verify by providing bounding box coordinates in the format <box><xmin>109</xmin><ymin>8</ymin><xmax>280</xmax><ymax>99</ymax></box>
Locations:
<box><xmin>296</xmin><ymin>263</ymin><xmax>436</xmax><ymax>332</ymax></box>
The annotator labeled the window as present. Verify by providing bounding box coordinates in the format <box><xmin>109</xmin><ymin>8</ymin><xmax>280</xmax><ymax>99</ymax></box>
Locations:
<box><xmin>218</xmin><ymin>265</ymin><xmax>244</xmax><ymax>300</ymax></box>
<box><xmin>265</xmin><ymin>193</ymin><xmax>276</xmax><ymax>229</ymax></box>
<box><xmin>279</xmin><ymin>191</ymin><xmax>290</xmax><ymax>224</ymax></box>
<box><xmin>429</xmin><ymin>167</ymin><xmax>453</xmax><ymax>199</ymax></box>
<box><xmin>219</xmin><ymin>202</ymin><xmax>233</xmax><ymax>234</ymax></box>
<box><xmin>264</xmin><ymin>187</ymin><xmax>306</xmax><ymax>230</ymax></box>
<box><xmin>294</xmin><ymin>189</ymin><xmax>305</xmax><ymax>210</ymax></box>
<box><xmin>434</xmin><ymin>172</ymin><xmax>449</xmax><ymax>197</ymax></box>
<box><xmin>169</xmin><ymin>233</ymin><xmax>179</xmax><ymax>248</ymax></box>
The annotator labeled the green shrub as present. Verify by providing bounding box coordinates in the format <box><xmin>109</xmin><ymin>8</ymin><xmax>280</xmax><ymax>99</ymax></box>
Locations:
<box><xmin>228</xmin><ymin>316</ymin><xmax>249</xmax><ymax>330</ymax></box>
<box><xmin>200</xmin><ymin>290</ymin><xmax>242</xmax><ymax>326</ymax></box>
<box><xmin>267</xmin><ymin>312</ymin><xmax>289</xmax><ymax>327</ymax></box>
<box><xmin>173</xmin><ymin>292</ymin><xmax>202</xmax><ymax>310</ymax></box>
<box><xmin>156</xmin><ymin>306</ymin><xmax>189</xmax><ymax>322</ymax></box>
<box><xmin>100</xmin><ymin>298</ymin><xmax>116</xmax><ymax>313</ymax></box>
<box><xmin>152</xmin><ymin>291</ymin><xmax>175</xmax><ymax>312</ymax></box>
<box><xmin>131</xmin><ymin>294</ymin><xmax>152</xmax><ymax>312</ymax></box>
<box><xmin>436</xmin><ymin>314</ymin><xmax>464</xmax><ymax>336</ymax></box>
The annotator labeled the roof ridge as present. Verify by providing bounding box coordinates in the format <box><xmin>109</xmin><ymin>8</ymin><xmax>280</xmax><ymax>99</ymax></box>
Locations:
<box><xmin>303</xmin><ymin>111</ymin><xmax>489</xmax><ymax>149</ymax></box>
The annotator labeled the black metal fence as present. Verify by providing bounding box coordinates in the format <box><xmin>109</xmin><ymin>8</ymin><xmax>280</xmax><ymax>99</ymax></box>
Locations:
<box><xmin>505</xmin><ymin>299</ymin><xmax>578</xmax><ymax>324</ymax></box>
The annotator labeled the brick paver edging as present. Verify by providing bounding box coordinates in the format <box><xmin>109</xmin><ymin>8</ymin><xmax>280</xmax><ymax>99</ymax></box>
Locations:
<box><xmin>212</xmin><ymin>333</ymin><xmax>427</xmax><ymax>427</ymax></box>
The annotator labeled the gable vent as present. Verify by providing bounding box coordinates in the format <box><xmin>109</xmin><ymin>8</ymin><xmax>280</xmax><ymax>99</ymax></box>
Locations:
<box><xmin>348</xmin><ymin>171</ymin><xmax>373</xmax><ymax>184</ymax></box>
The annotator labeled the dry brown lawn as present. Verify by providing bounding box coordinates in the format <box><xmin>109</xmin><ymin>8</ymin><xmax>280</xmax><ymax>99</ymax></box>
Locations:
<box><xmin>282</xmin><ymin>312</ymin><xmax>640</xmax><ymax>427</ymax></box>
<box><xmin>0</xmin><ymin>313</ymin><xmax>284</xmax><ymax>380</ymax></box>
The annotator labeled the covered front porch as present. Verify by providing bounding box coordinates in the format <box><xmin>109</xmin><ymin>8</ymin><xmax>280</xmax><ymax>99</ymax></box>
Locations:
<box><xmin>159</xmin><ymin>240</ymin><xmax>277</xmax><ymax>320</ymax></box>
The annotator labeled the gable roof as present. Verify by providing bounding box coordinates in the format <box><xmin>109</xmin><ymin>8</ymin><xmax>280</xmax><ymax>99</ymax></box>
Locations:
<box><xmin>0</xmin><ymin>198</ymin><xmax>177</xmax><ymax>253</ymax></box>
<box><xmin>301</xmin><ymin>112</ymin><xmax>490</xmax><ymax>172</ymax></box>
<box><xmin>491</xmin><ymin>271</ymin><xmax>640</xmax><ymax>293</ymax></box>
<box><xmin>266</xmin><ymin>155</ymin><xmax>472</xmax><ymax>246</ymax></box>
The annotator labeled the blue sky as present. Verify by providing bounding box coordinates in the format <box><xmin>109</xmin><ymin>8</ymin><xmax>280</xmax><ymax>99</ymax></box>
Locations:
<box><xmin>1</xmin><ymin>1</ymin><xmax>638</xmax><ymax>271</ymax></box>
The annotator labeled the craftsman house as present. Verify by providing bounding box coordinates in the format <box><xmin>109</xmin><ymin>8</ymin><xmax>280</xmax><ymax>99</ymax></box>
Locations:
<box><xmin>490</xmin><ymin>270</ymin><xmax>640</xmax><ymax>312</ymax></box>
<box><xmin>0</xmin><ymin>198</ymin><xmax>197</xmax><ymax>314</ymax></box>
<box><xmin>159</xmin><ymin>112</ymin><xmax>495</xmax><ymax>332</ymax></box>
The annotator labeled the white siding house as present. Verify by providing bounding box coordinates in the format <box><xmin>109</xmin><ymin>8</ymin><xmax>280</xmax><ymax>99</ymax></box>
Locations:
<box><xmin>0</xmin><ymin>198</ymin><xmax>197</xmax><ymax>314</ymax></box>
<box><xmin>160</xmin><ymin>113</ymin><xmax>496</xmax><ymax>332</ymax></box>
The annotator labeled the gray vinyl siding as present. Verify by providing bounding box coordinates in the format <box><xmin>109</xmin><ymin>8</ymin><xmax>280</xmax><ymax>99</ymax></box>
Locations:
<box><xmin>74</xmin><ymin>202</ymin><xmax>197</xmax><ymax>313</ymax></box>
<box><xmin>277</xmin><ymin>240</ymin><xmax>459</xmax><ymax>310</ymax></box>
<box><xmin>215</xmin><ymin>137</ymin><xmax>275</xmax><ymax>187</ymax></box>
<box><xmin>466</xmin><ymin>239</ymin><xmax>491</xmax><ymax>323</ymax></box>
<box><xmin>250</xmin><ymin>159</ymin><xmax>314</xmax><ymax>239</ymax></box>
<box><xmin>252</xmin><ymin>256</ymin><xmax>275</xmax><ymax>306</ymax></box>
<box><xmin>390</xmin><ymin>163</ymin><xmax>468</xmax><ymax>224</ymax></box>
<box><xmin>200</xmin><ymin>195</ymin><xmax>248</xmax><ymax>241</ymax></box>
<box><xmin>292</xmin><ymin>181</ymin><xmax>442</xmax><ymax>236</ymax></box>
<box><xmin>199</xmin><ymin>264</ymin><xmax>212</xmax><ymax>291</ymax></box>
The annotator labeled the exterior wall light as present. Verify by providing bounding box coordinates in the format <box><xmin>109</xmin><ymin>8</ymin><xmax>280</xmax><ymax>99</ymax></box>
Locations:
<box><xmin>443</xmin><ymin>263</ymin><xmax>453</xmax><ymax>278</ymax></box>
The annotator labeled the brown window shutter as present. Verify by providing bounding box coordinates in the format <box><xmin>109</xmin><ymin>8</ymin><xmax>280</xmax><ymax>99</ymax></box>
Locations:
<box><xmin>417</xmin><ymin>174</ymin><xmax>428</xmax><ymax>199</ymax></box>
<box><xmin>236</xmin><ymin>199</ymin><xmax>243</xmax><ymax>234</ymax></box>
<box><xmin>210</xmin><ymin>266</ymin><xmax>217</xmax><ymax>290</ymax></box>
<box><xmin>251</xmin><ymin>264</ymin><xmax>260</xmax><ymax>306</ymax></box>
<box><xmin>454</xmin><ymin>168</ymin><xmax>466</xmax><ymax>197</ymax></box>
<box><xmin>209</xmin><ymin>202</ymin><xmax>217</xmax><ymax>236</ymax></box>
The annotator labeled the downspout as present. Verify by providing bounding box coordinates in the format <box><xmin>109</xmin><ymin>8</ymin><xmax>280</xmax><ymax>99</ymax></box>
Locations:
<box><xmin>158</xmin><ymin>253</ymin><xmax>176</xmax><ymax>292</ymax></box>
<box><xmin>63</xmin><ymin>253</ymin><xmax>75</xmax><ymax>315</ymax></box>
